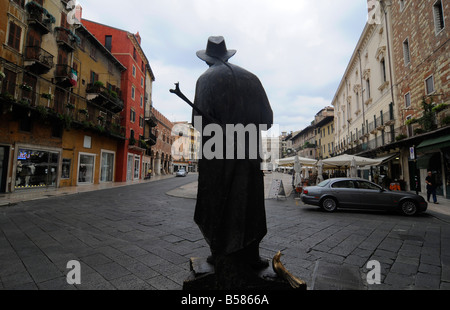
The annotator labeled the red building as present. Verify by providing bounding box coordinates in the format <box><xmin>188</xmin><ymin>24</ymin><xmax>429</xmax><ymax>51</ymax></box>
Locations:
<box><xmin>82</xmin><ymin>19</ymin><xmax>155</xmax><ymax>182</ymax></box>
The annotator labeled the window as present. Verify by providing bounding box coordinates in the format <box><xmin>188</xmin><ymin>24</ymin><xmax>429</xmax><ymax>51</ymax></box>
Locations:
<box><xmin>365</xmin><ymin>79</ymin><xmax>371</xmax><ymax>100</ymax></box>
<box><xmin>61</xmin><ymin>159</ymin><xmax>71</xmax><ymax>179</ymax></box>
<box><xmin>433</xmin><ymin>0</ymin><xmax>445</xmax><ymax>34</ymax></box>
<box><xmin>12</xmin><ymin>0</ymin><xmax>25</xmax><ymax>8</ymax></box>
<box><xmin>139</xmin><ymin>115</ymin><xmax>144</xmax><ymax>128</ymax></box>
<box><xmin>133</xmin><ymin>47</ymin><xmax>137</xmax><ymax>60</ymax></box>
<box><xmin>15</xmin><ymin>149</ymin><xmax>59</xmax><ymax>189</ymax></box>
<box><xmin>100</xmin><ymin>151</ymin><xmax>114</xmax><ymax>182</ymax></box>
<box><xmin>134</xmin><ymin>155</ymin><xmax>140</xmax><ymax>179</ymax></box>
<box><xmin>380</xmin><ymin>58</ymin><xmax>387</xmax><ymax>82</ymax></box>
<box><xmin>399</xmin><ymin>0</ymin><xmax>406</xmax><ymax>11</ymax></box>
<box><xmin>405</xmin><ymin>92</ymin><xmax>411</xmax><ymax>108</ymax></box>
<box><xmin>131</xmin><ymin>85</ymin><xmax>135</xmax><ymax>100</ymax></box>
<box><xmin>403</xmin><ymin>38</ymin><xmax>411</xmax><ymax>65</ymax></box>
<box><xmin>105</xmin><ymin>35</ymin><xmax>112</xmax><ymax>51</ymax></box>
<box><xmin>1</xmin><ymin>69</ymin><xmax>17</xmax><ymax>96</ymax></box>
<box><xmin>356</xmin><ymin>180</ymin><xmax>380</xmax><ymax>190</ymax></box>
<box><xmin>78</xmin><ymin>154</ymin><xmax>95</xmax><ymax>184</ymax></box>
<box><xmin>406</xmin><ymin>115</ymin><xmax>413</xmax><ymax>137</ymax></box>
<box><xmin>141</xmin><ymin>77</ymin><xmax>144</xmax><ymax>88</ymax></box>
<box><xmin>130</xmin><ymin>109</ymin><xmax>136</xmax><ymax>123</ymax></box>
<box><xmin>132</xmin><ymin>65</ymin><xmax>136</xmax><ymax>77</ymax></box>
<box><xmin>331</xmin><ymin>180</ymin><xmax>355</xmax><ymax>189</ymax></box>
<box><xmin>425</xmin><ymin>75</ymin><xmax>435</xmax><ymax>94</ymax></box>
<box><xmin>8</xmin><ymin>22</ymin><xmax>22</xmax><ymax>51</ymax></box>
<box><xmin>140</xmin><ymin>95</ymin><xmax>143</xmax><ymax>108</ymax></box>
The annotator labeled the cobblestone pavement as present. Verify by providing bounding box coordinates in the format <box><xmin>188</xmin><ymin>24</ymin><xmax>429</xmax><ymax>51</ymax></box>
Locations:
<box><xmin>1</xmin><ymin>174</ymin><xmax>450</xmax><ymax>290</ymax></box>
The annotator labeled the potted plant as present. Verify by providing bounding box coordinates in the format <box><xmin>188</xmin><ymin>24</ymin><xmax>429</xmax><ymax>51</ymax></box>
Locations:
<box><xmin>20</xmin><ymin>83</ymin><xmax>32</xmax><ymax>92</ymax></box>
<box><xmin>432</xmin><ymin>103</ymin><xmax>448</xmax><ymax>113</ymax></box>
<box><xmin>41</xmin><ymin>93</ymin><xmax>53</xmax><ymax>100</ymax></box>
<box><xmin>66</xmin><ymin>103</ymin><xmax>75</xmax><ymax>110</ymax></box>
<box><xmin>395</xmin><ymin>134</ymin><xmax>407</xmax><ymax>141</ymax></box>
<box><xmin>93</xmin><ymin>81</ymin><xmax>104</xmax><ymax>88</ymax></box>
<box><xmin>97</xmin><ymin>115</ymin><xmax>105</xmax><ymax>122</ymax></box>
<box><xmin>78</xmin><ymin>108</ymin><xmax>88</xmax><ymax>115</ymax></box>
<box><xmin>405</xmin><ymin>118</ymin><xmax>418</xmax><ymax>126</ymax></box>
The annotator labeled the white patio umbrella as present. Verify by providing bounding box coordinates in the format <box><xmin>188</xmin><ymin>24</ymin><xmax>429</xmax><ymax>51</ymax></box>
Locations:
<box><xmin>322</xmin><ymin>154</ymin><xmax>380</xmax><ymax>168</ymax></box>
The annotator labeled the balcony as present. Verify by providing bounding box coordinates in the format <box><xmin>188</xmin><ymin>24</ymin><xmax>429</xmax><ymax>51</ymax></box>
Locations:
<box><xmin>383</xmin><ymin>111</ymin><xmax>395</xmax><ymax>126</ymax></box>
<box><xmin>86</xmin><ymin>83</ymin><xmax>124</xmax><ymax>114</ymax></box>
<box><xmin>55</xmin><ymin>27</ymin><xmax>78</xmax><ymax>51</ymax></box>
<box><xmin>24</xmin><ymin>46</ymin><xmax>54</xmax><ymax>74</ymax></box>
<box><xmin>146</xmin><ymin>132</ymin><xmax>157</xmax><ymax>147</ymax></box>
<box><xmin>26</xmin><ymin>1</ymin><xmax>55</xmax><ymax>34</ymax></box>
<box><xmin>145</xmin><ymin>110</ymin><xmax>158</xmax><ymax>128</ymax></box>
<box><xmin>55</xmin><ymin>64</ymin><xmax>77</xmax><ymax>88</ymax></box>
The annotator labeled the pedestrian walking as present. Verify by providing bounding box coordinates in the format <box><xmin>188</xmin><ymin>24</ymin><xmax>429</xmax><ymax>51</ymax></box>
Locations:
<box><xmin>425</xmin><ymin>171</ymin><xmax>439</xmax><ymax>204</ymax></box>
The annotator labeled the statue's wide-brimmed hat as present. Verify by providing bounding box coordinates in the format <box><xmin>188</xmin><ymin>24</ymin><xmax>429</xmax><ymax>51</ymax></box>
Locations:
<box><xmin>197</xmin><ymin>36</ymin><xmax>236</xmax><ymax>63</ymax></box>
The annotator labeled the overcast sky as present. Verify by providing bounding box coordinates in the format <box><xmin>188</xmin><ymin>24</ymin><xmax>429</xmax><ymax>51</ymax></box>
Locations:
<box><xmin>79</xmin><ymin>0</ymin><xmax>368</xmax><ymax>134</ymax></box>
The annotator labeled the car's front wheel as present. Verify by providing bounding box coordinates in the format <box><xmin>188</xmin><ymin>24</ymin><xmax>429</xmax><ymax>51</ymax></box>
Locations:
<box><xmin>321</xmin><ymin>197</ymin><xmax>338</xmax><ymax>212</ymax></box>
<box><xmin>400</xmin><ymin>200</ymin><xmax>417</xmax><ymax>216</ymax></box>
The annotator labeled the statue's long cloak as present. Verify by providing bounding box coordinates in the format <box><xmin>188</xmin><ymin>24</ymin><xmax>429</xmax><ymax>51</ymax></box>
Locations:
<box><xmin>192</xmin><ymin>62</ymin><xmax>273</xmax><ymax>255</ymax></box>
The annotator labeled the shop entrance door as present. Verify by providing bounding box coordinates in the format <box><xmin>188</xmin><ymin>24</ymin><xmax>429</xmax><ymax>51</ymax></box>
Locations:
<box><xmin>0</xmin><ymin>146</ymin><xmax>9</xmax><ymax>193</ymax></box>
<box><xmin>127</xmin><ymin>155</ymin><xmax>133</xmax><ymax>181</ymax></box>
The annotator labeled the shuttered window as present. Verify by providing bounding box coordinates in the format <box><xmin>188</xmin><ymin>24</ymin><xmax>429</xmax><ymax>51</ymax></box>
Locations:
<box><xmin>8</xmin><ymin>22</ymin><xmax>22</xmax><ymax>51</ymax></box>
<box><xmin>403</xmin><ymin>38</ymin><xmax>411</xmax><ymax>65</ymax></box>
<box><xmin>433</xmin><ymin>0</ymin><xmax>445</xmax><ymax>34</ymax></box>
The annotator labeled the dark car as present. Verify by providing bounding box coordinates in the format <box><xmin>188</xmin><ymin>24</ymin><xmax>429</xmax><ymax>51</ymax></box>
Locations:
<box><xmin>301</xmin><ymin>178</ymin><xmax>427</xmax><ymax>216</ymax></box>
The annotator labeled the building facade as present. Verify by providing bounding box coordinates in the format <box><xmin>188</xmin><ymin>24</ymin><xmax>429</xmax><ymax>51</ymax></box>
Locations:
<box><xmin>151</xmin><ymin>107</ymin><xmax>173</xmax><ymax>175</ymax></box>
<box><xmin>0</xmin><ymin>0</ymin><xmax>126</xmax><ymax>193</ymax></box>
<box><xmin>391</xmin><ymin>0</ymin><xmax>450</xmax><ymax>196</ymax></box>
<box><xmin>82</xmin><ymin>19</ymin><xmax>155</xmax><ymax>182</ymax></box>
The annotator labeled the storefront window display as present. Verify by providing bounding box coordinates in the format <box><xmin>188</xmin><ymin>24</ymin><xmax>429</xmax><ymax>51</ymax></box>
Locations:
<box><xmin>100</xmin><ymin>152</ymin><xmax>114</xmax><ymax>182</ymax></box>
<box><xmin>15</xmin><ymin>149</ymin><xmax>59</xmax><ymax>189</ymax></box>
<box><xmin>78</xmin><ymin>154</ymin><xmax>95</xmax><ymax>184</ymax></box>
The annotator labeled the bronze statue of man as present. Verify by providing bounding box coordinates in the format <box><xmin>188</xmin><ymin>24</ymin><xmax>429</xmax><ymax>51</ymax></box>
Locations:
<box><xmin>192</xmin><ymin>36</ymin><xmax>273</xmax><ymax>285</ymax></box>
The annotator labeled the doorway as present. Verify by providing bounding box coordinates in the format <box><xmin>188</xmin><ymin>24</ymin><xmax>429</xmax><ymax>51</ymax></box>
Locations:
<box><xmin>0</xmin><ymin>146</ymin><xmax>10</xmax><ymax>193</ymax></box>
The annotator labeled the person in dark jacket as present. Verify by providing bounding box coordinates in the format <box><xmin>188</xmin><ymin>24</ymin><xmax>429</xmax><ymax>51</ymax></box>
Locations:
<box><xmin>425</xmin><ymin>171</ymin><xmax>439</xmax><ymax>204</ymax></box>
<box><xmin>192</xmin><ymin>36</ymin><xmax>273</xmax><ymax>283</ymax></box>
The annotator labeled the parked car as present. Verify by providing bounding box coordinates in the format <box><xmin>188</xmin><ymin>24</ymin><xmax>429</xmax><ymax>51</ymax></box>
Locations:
<box><xmin>301</xmin><ymin>178</ymin><xmax>427</xmax><ymax>216</ymax></box>
<box><xmin>176</xmin><ymin>169</ymin><xmax>188</xmax><ymax>177</ymax></box>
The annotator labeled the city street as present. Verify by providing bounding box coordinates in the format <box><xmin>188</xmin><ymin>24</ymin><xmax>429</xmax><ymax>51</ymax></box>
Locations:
<box><xmin>1</xmin><ymin>174</ymin><xmax>450</xmax><ymax>291</ymax></box>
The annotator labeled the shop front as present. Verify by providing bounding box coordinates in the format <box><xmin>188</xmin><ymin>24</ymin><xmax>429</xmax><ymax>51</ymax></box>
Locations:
<box><xmin>13</xmin><ymin>146</ymin><xmax>61</xmax><ymax>190</ymax></box>
<box><xmin>416</xmin><ymin>135</ymin><xmax>450</xmax><ymax>199</ymax></box>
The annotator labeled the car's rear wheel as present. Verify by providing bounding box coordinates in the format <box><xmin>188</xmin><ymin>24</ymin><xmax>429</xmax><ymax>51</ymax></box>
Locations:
<box><xmin>321</xmin><ymin>197</ymin><xmax>338</xmax><ymax>212</ymax></box>
<box><xmin>400</xmin><ymin>200</ymin><xmax>417</xmax><ymax>216</ymax></box>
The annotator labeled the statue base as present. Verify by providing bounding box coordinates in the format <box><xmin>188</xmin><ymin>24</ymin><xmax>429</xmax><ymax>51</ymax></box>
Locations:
<box><xmin>183</xmin><ymin>257</ymin><xmax>307</xmax><ymax>290</ymax></box>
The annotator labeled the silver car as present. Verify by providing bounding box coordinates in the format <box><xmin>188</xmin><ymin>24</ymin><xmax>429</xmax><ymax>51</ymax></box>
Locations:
<box><xmin>301</xmin><ymin>178</ymin><xmax>427</xmax><ymax>216</ymax></box>
<box><xmin>176</xmin><ymin>169</ymin><xmax>188</xmax><ymax>177</ymax></box>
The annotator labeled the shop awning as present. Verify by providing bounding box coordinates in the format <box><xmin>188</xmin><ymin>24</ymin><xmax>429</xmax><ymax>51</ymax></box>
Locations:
<box><xmin>416</xmin><ymin>153</ymin><xmax>434</xmax><ymax>169</ymax></box>
<box><xmin>368</xmin><ymin>153</ymin><xmax>399</xmax><ymax>165</ymax></box>
<box><xmin>416</xmin><ymin>135</ymin><xmax>450</xmax><ymax>152</ymax></box>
